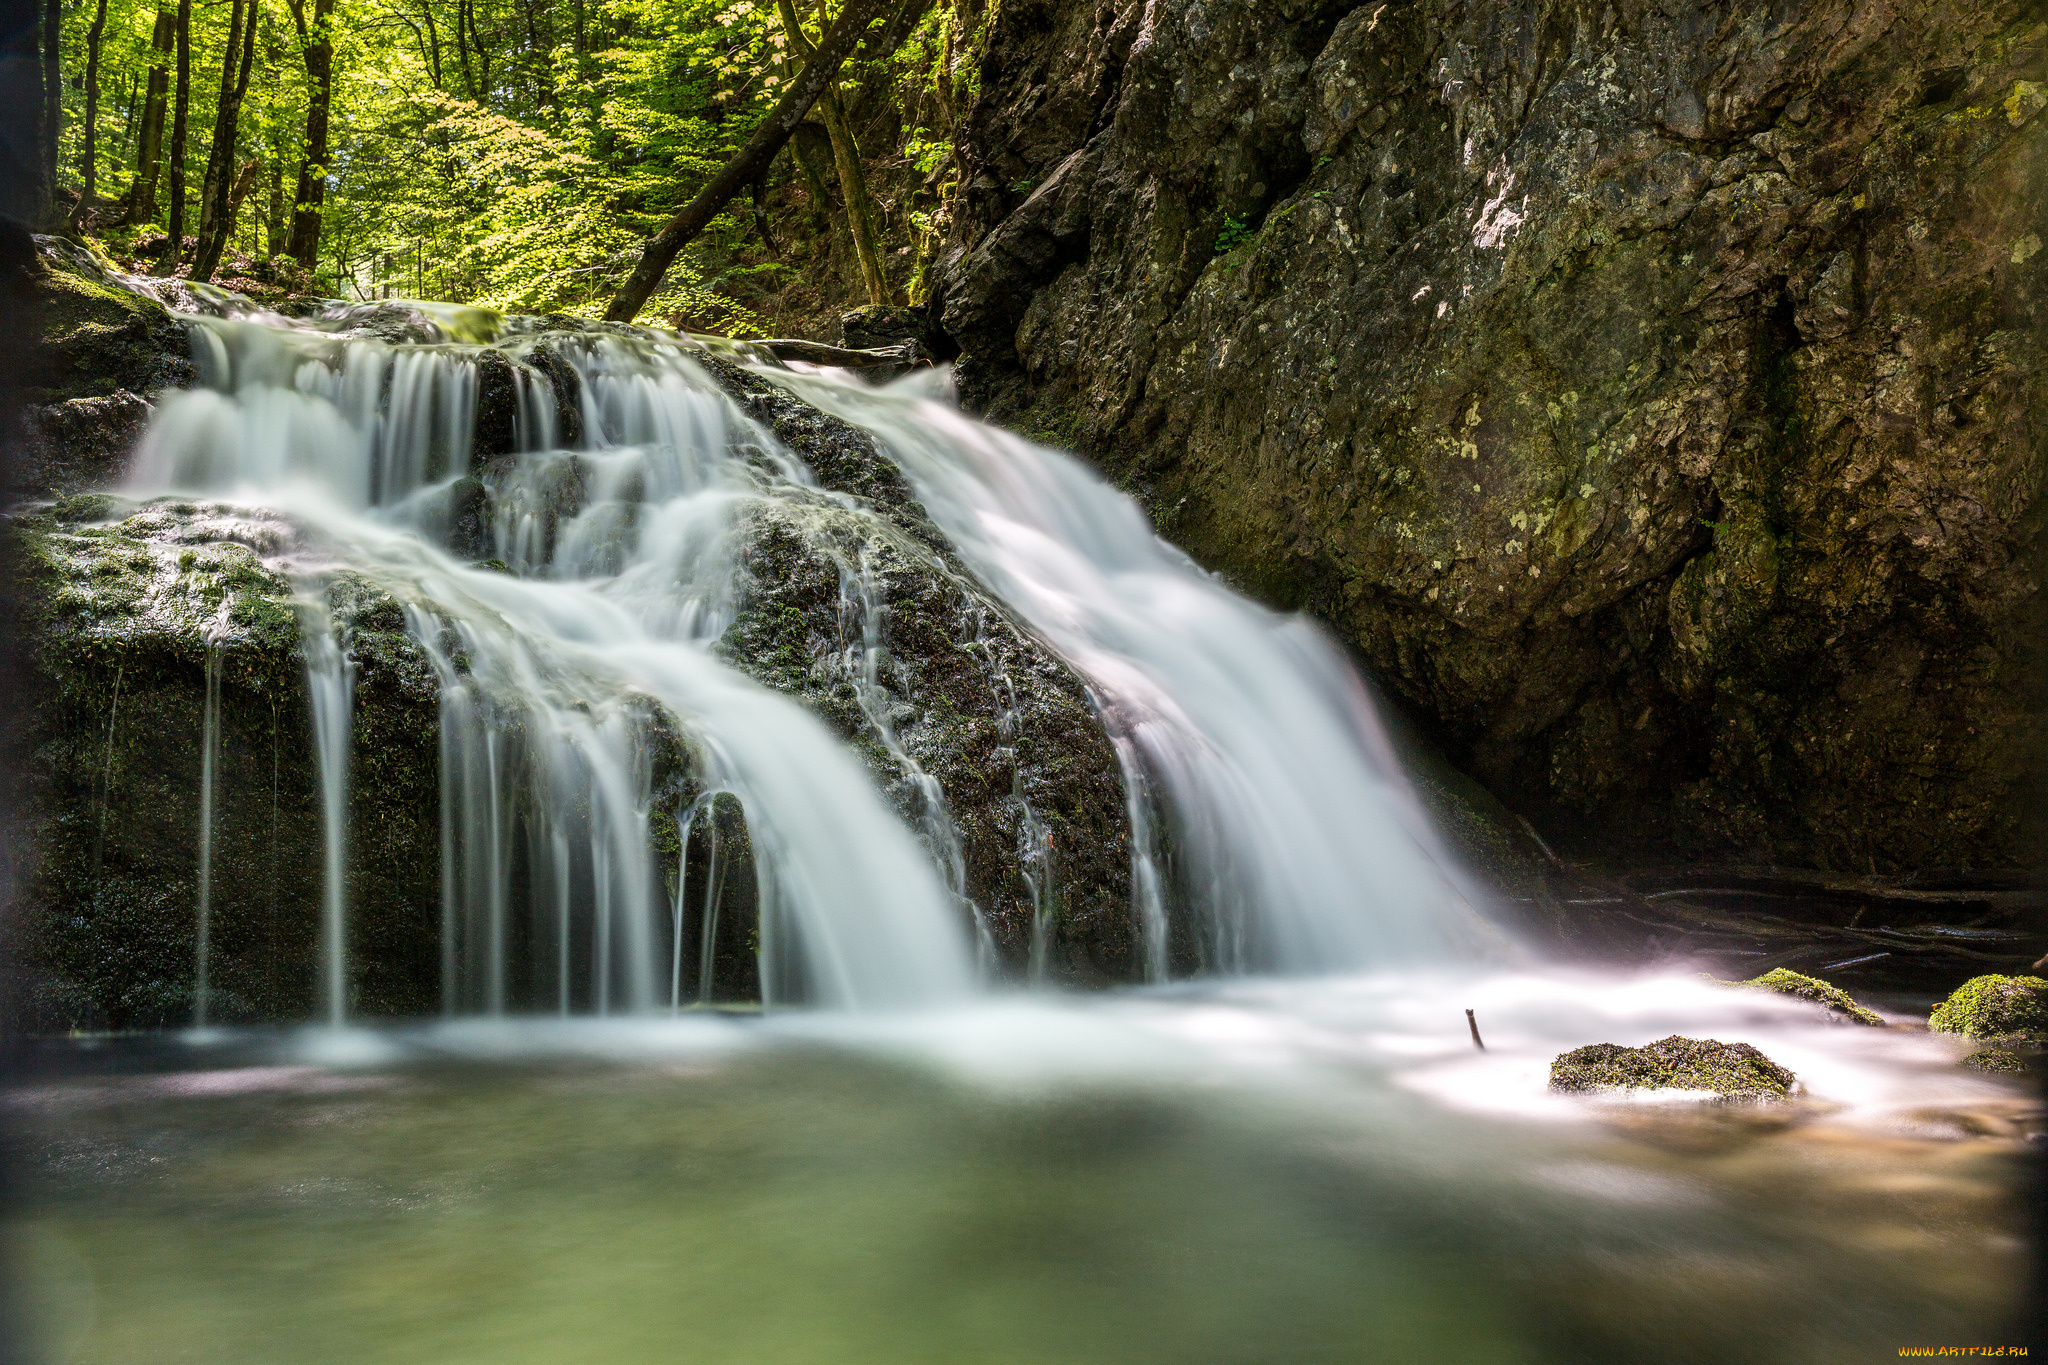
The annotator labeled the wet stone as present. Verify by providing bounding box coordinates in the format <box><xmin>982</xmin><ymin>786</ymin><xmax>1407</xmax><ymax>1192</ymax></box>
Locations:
<box><xmin>1549</xmin><ymin>1035</ymin><xmax>1800</xmax><ymax>1101</ymax></box>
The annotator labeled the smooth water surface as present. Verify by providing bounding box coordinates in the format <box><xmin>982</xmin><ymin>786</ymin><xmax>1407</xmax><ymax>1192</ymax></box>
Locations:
<box><xmin>6</xmin><ymin>972</ymin><xmax>2030</xmax><ymax>1364</ymax></box>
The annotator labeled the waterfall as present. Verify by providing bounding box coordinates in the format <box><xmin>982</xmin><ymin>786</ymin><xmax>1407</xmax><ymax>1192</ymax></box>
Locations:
<box><xmin>128</xmin><ymin>311</ymin><xmax>978</xmax><ymax>1015</ymax></box>
<box><xmin>768</xmin><ymin>368</ymin><xmax>1503</xmax><ymax>975</ymax></box>
<box><xmin>120</xmin><ymin>292</ymin><xmax>1500</xmax><ymax>1021</ymax></box>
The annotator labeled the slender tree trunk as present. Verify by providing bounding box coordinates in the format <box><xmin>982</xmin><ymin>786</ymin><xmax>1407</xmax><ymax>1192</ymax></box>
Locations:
<box><xmin>603</xmin><ymin>0</ymin><xmax>891</xmax><ymax>323</ymax></box>
<box><xmin>154</xmin><ymin>0</ymin><xmax>192</xmax><ymax>271</ymax></box>
<box><xmin>818</xmin><ymin>86</ymin><xmax>890</xmax><ymax>304</ymax></box>
<box><xmin>123</xmin><ymin>7</ymin><xmax>174</xmax><ymax>225</ymax></box>
<box><xmin>286</xmin><ymin>0</ymin><xmax>335</xmax><ymax>270</ymax></box>
<box><xmin>192</xmin><ymin>0</ymin><xmax>258</xmax><ymax>281</ymax></box>
<box><xmin>467</xmin><ymin>0</ymin><xmax>490</xmax><ymax>97</ymax></box>
<box><xmin>418</xmin><ymin>0</ymin><xmax>442</xmax><ymax>88</ymax></box>
<box><xmin>777</xmin><ymin>0</ymin><xmax>892</xmax><ymax>305</ymax></box>
<box><xmin>74</xmin><ymin>0</ymin><xmax>110</xmax><ymax>221</ymax></box>
<box><xmin>195</xmin><ymin>0</ymin><xmax>247</xmax><ymax>246</ymax></box>
<box><xmin>265</xmin><ymin>156</ymin><xmax>283</xmax><ymax>257</ymax></box>
<box><xmin>452</xmin><ymin>0</ymin><xmax>475</xmax><ymax>98</ymax></box>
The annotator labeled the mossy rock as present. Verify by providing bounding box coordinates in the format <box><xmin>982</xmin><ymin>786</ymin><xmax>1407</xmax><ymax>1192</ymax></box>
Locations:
<box><xmin>1549</xmin><ymin>1035</ymin><xmax>1799</xmax><ymax>1101</ymax></box>
<box><xmin>1928</xmin><ymin>975</ymin><xmax>2048</xmax><ymax>1040</ymax></box>
<box><xmin>1741</xmin><ymin>968</ymin><xmax>1884</xmax><ymax>1026</ymax></box>
<box><xmin>1959</xmin><ymin>1035</ymin><xmax>2039</xmax><ymax>1076</ymax></box>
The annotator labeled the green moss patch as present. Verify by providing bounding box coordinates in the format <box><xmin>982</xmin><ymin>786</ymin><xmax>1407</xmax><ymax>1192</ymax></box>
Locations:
<box><xmin>1549</xmin><ymin>1035</ymin><xmax>1799</xmax><ymax>1100</ymax></box>
<box><xmin>1741</xmin><ymin>968</ymin><xmax>1884</xmax><ymax>1026</ymax></box>
<box><xmin>1928</xmin><ymin>975</ymin><xmax>2047</xmax><ymax>1039</ymax></box>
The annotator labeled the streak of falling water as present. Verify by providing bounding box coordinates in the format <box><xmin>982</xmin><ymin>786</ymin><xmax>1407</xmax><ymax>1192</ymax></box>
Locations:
<box><xmin>191</xmin><ymin>611</ymin><xmax>227</xmax><ymax>1029</ymax></box>
<box><xmin>696</xmin><ymin>796</ymin><xmax>728</xmax><ymax>1005</ymax></box>
<box><xmin>769</xmin><ymin>367</ymin><xmax>1513</xmax><ymax>974</ymax></box>
<box><xmin>299</xmin><ymin>598</ymin><xmax>356</xmax><ymax>1027</ymax></box>
<box><xmin>831</xmin><ymin>547</ymin><xmax>986</xmax><ymax>958</ymax></box>
<box><xmin>1108</xmin><ymin>730</ymin><xmax>1170</xmax><ymax>984</ymax></box>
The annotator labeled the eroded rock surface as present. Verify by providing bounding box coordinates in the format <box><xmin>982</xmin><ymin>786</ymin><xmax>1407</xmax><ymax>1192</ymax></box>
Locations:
<box><xmin>936</xmin><ymin>0</ymin><xmax>2048</xmax><ymax>870</ymax></box>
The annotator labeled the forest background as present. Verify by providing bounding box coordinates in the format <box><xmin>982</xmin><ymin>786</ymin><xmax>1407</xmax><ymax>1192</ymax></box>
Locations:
<box><xmin>5</xmin><ymin>0</ymin><xmax>987</xmax><ymax>335</ymax></box>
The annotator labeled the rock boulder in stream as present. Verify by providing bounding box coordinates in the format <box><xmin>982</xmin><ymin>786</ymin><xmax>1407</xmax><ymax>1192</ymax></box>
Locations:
<box><xmin>1550</xmin><ymin>1034</ymin><xmax>1799</xmax><ymax>1099</ymax></box>
<box><xmin>936</xmin><ymin>0</ymin><xmax>2048</xmax><ymax>871</ymax></box>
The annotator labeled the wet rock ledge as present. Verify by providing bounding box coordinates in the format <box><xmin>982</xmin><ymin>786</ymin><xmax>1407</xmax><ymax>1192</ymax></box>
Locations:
<box><xmin>4</xmin><ymin>249</ymin><xmax>1131</xmax><ymax>1029</ymax></box>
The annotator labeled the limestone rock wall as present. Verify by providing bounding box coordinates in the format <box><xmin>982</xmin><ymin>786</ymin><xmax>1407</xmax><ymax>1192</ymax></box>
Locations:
<box><xmin>935</xmin><ymin>0</ymin><xmax>2048</xmax><ymax>869</ymax></box>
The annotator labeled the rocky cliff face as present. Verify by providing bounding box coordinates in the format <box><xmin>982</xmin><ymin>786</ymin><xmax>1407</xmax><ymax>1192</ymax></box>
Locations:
<box><xmin>935</xmin><ymin>0</ymin><xmax>2048</xmax><ymax>869</ymax></box>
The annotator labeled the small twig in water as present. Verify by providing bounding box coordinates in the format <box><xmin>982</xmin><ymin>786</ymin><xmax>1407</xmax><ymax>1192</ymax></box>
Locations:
<box><xmin>1465</xmin><ymin>1008</ymin><xmax>1486</xmax><ymax>1051</ymax></box>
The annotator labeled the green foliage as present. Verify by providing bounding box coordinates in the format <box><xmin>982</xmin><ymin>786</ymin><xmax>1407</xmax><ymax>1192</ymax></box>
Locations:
<box><xmin>55</xmin><ymin>0</ymin><xmax>980</xmax><ymax>326</ymax></box>
<box><xmin>1928</xmin><ymin>974</ymin><xmax>2048</xmax><ymax>1039</ymax></box>
<box><xmin>1213</xmin><ymin>214</ymin><xmax>1253</xmax><ymax>255</ymax></box>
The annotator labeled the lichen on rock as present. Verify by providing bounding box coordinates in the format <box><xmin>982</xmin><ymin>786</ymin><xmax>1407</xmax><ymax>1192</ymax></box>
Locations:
<box><xmin>1549</xmin><ymin>1035</ymin><xmax>1800</xmax><ymax>1100</ymax></box>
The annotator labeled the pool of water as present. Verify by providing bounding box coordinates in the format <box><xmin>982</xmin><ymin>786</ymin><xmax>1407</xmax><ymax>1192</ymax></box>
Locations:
<box><xmin>3</xmin><ymin>970</ymin><xmax>2034</xmax><ymax>1364</ymax></box>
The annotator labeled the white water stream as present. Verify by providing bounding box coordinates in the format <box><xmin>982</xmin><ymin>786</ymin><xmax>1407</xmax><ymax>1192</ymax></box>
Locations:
<box><xmin>118</xmin><ymin>293</ymin><xmax>1497</xmax><ymax>1018</ymax></box>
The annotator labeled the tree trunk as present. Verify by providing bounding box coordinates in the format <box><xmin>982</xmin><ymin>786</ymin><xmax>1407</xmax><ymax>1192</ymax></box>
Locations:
<box><xmin>154</xmin><ymin>0</ymin><xmax>192</xmax><ymax>271</ymax></box>
<box><xmin>790</xmin><ymin>118</ymin><xmax>835</xmax><ymax>233</ymax></box>
<box><xmin>74</xmin><ymin>0</ymin><xmax>110</xmax><ymax>222</ymax></box>
<box><xmin>286</xmin><ymin>0</ymin><xmax>335</xmax><ymax>271</ymax></box>
<box><xmin>40</xmin><ymin>0</ymin><xmax>59</xmax><ymax>222</ymax></box>
<box><xmin>195</xmin><ymin>0</ymin><xmax>247</xmax><ymax>246</ymax></box>
<box><xmin>818</xmin><ymin>85</ymin><xmax>891</xmax><ymax>304</ymax></box>
<box><xmin>192</xmin><ymin>0</ymin><xmax>259</xmax><ymax>281</ymax></box>
<box><xmin>418</xmin><ymin>0</ymin><xmax>442</xmax><ymax>88</ymax></box>
<box><xmin>123</xmin><ymin>7</ymin><xmax>174</xmax><ymax>225</ymax></box>
<box><xmin>452</xmin><ymin>0</ymin><xmax>475</xmax><ymax>98</ymax></box>
<box><xmin>603</xmin><ymin>0</ymin><xmax>891</xmax><ymax>323</ymax></box>
<box><xmin>749</xmin><ymin>164</ymin><xmax>776</xmax><ymax>254</ymax></box>
<box><xmin>777</xmin><ymin>0</ymin><xmax>893</xmax><ymax>305</ymax></box>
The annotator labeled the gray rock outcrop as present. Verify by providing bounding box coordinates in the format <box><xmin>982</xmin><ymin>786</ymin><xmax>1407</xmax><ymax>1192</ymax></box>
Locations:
<box><xmin>935</xmin><ymin>0</ymin><xmax>2048</xmax><ymax>870</ymax></box>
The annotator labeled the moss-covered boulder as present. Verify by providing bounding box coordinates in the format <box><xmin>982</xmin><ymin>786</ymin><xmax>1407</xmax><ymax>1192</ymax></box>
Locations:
<box><xmin>1959</xmin><ymin>1036</ymin><xmax>2039</xmax><ymax>1075</ymax></box>
<box><xmin>1550</xmin><ymin>1035</ymin><xmax>1799</xmax><ymax>1100</ymax></box>
<box><xmin>1928</xmin><ymin>974</ymin><xmax>2048</xmax><ymax>1040</ymax></box>
<box><xmin>1741</xmin><ymin>968</ymin><xmax>1885</xmax><ymax>1026</ymax></box>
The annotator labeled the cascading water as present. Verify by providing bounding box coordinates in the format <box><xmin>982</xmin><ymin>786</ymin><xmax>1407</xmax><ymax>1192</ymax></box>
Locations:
<box><xmin>122</xmin><ymin>287</ymin><xmax>1499</xmax><ymax>1019</ymax></box>
<box><xmin>128</xmin><ymin>305</ymin><xmax>981</xmax><ymax>1014</ymax></box>
<box><xmin>770</xmin><ymin>368</ymin><xmax>1505</xmax><ymax>975</ymax></box>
